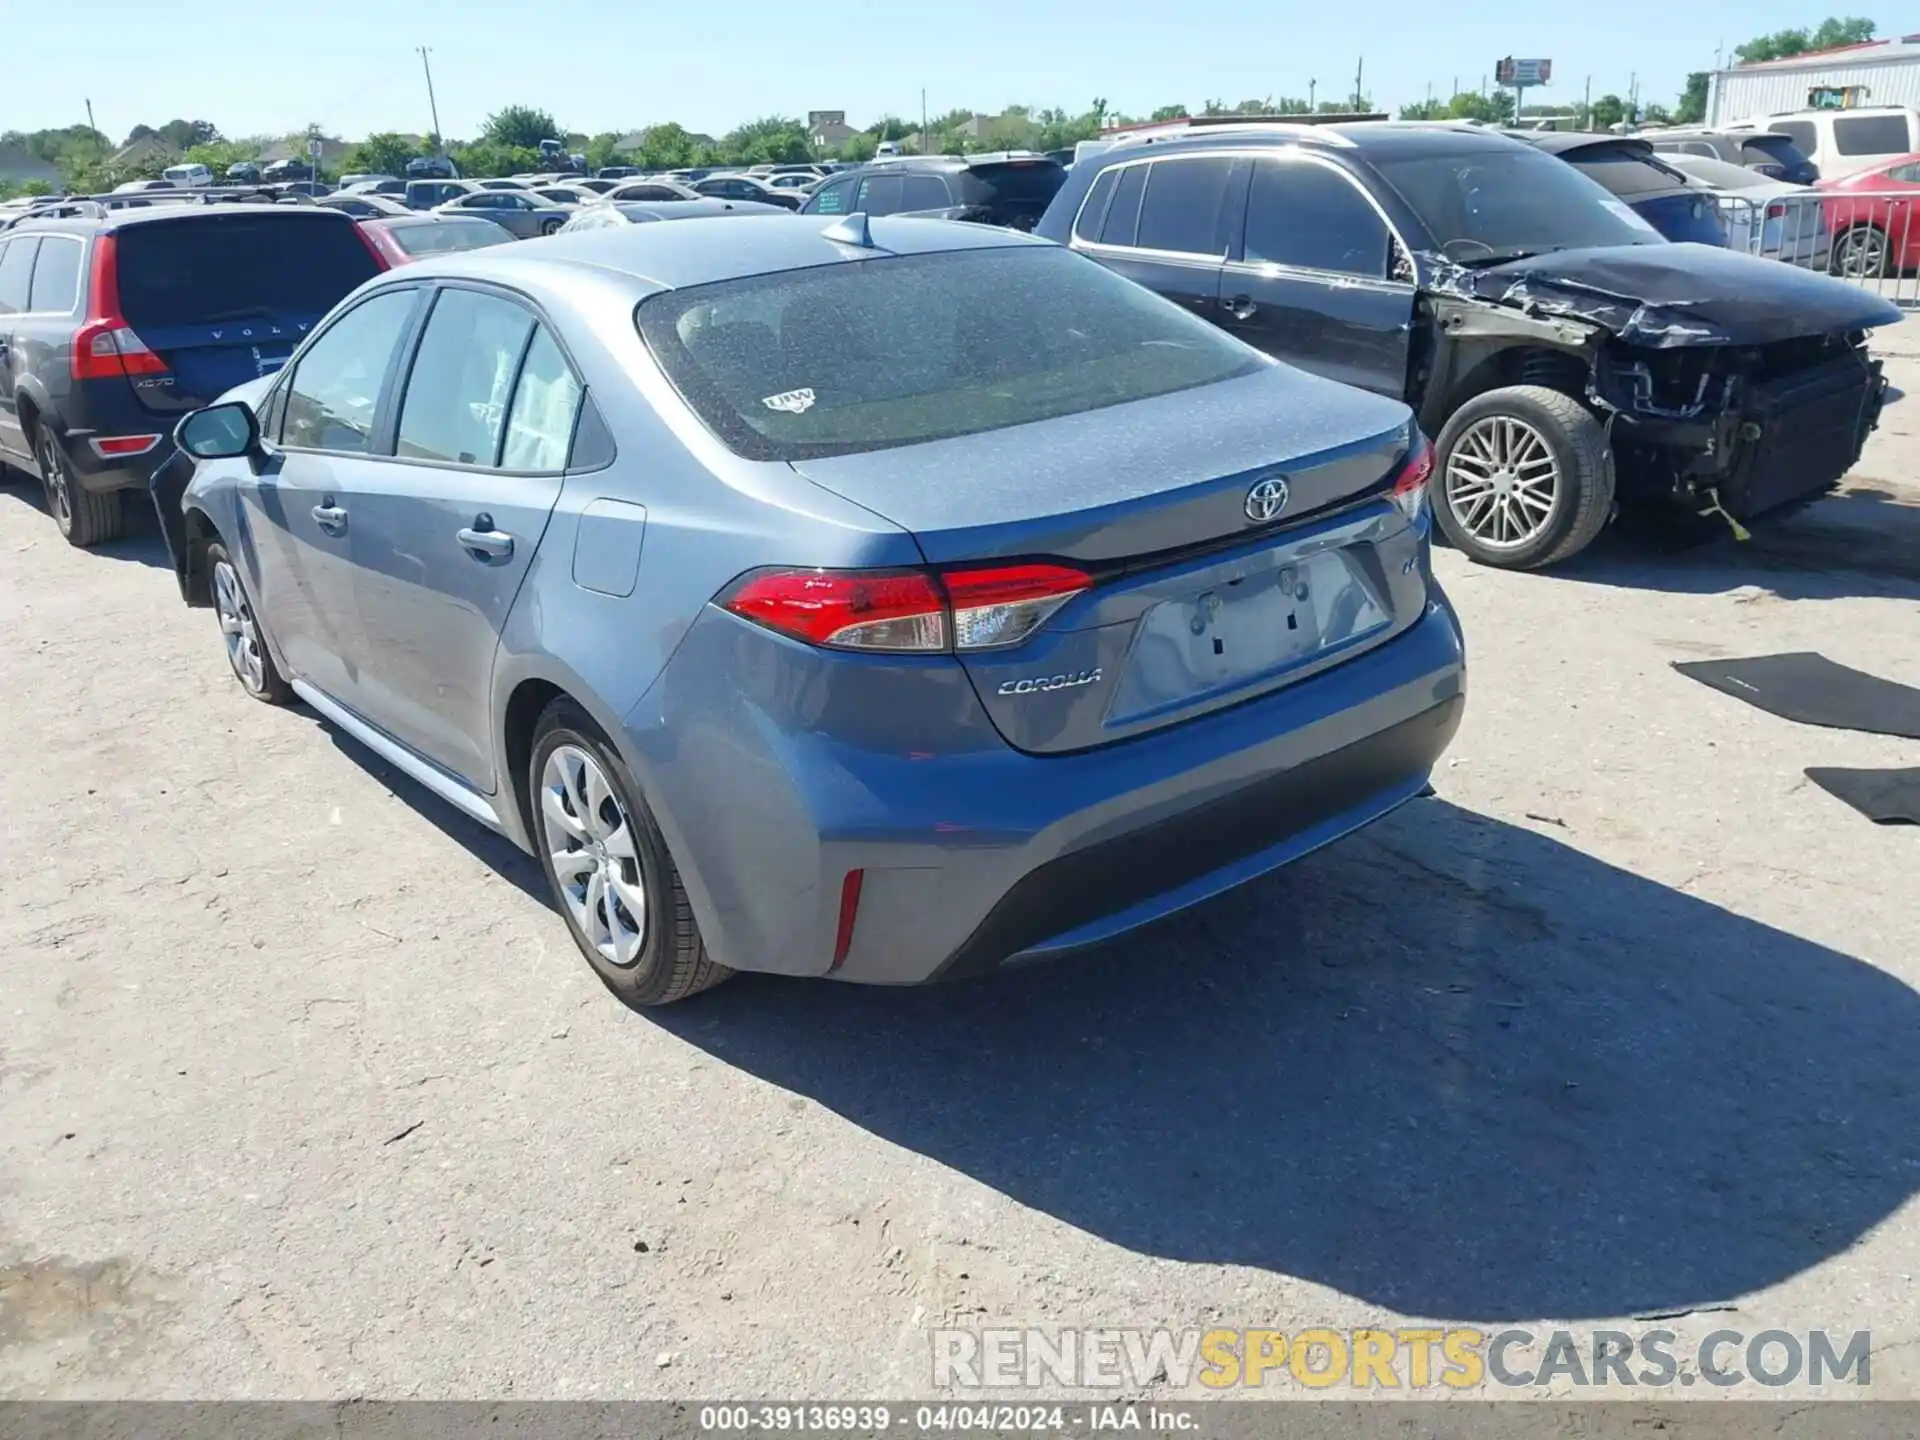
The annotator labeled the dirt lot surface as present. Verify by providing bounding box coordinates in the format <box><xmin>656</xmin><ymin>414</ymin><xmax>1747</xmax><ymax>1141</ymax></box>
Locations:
<box><xmin>3</xmin><ymin>327</ymin><xmax>1919</xmax><ymax>1404</ymax></box>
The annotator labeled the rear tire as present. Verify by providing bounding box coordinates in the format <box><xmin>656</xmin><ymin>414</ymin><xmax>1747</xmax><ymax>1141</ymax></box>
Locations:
<box><xmin>1433</xmin><ymin>385</ymin><xmax>1615</xmax><ymax>570</ymax></box>
<box><xmin>1832</xmin><ymin>223</ymin><xmax>1892</xmax><ymax>278</ymax></box>
<box><xmin>37</xmin><ymin>429</ymin><xmax>125</xmax><ymax>548</ymax></box>
<box><xmin>540</xmin><ymin>217</ymin><xmax>564</xmax><ymax>236</ymax></box>
<box><xmin>530</xmin><ymin>701</ymin><xmax>732</xmax><ymax>1008</ymax></box>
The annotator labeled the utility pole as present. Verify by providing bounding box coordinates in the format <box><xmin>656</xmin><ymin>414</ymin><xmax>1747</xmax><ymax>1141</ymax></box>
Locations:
<box><xmin>418</xmin><ymin>46</ymin><xmax>443</xmax><ymax>151</ymax></box>
<box><xmin>920</xmin><ymin>88</ymin><xmax>928</xmax><ymax>154</ymax></box>
<box><xmin>1628</xmin><ymin>71</ymin><xmax>1639</xmax><ymax>125</ymax></box>
<box><xmin>1583</xmin><ymin>75</ymin><xmax>1591</xmax><ymax>129</ymax></box>
<box><xmin>1353</xmin><ymin>56</ymin><xmax>1364</xmax><ymax>111</ymax></box>
<box><xmin>84</xmin><ymin>98</ymin><xmax>97</xmax><ymax>139</ymax></box>
<box><xmin>1309</xmin><ymin>78</ymin><xmax>1317</xmax><ymax>110</ymax></box>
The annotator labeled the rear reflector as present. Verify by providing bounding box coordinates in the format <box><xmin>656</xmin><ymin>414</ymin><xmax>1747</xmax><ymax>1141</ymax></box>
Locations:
<box><xmin>721</xmin><ymin>561</ymin><xmax>1093</xmax><ymax>654</ymax></box>
<box><xmin>830</xmin><ymin>869</ymin><xmax>865</xmax><ymax>969</ymax></box>
<box><xmin>943</xmin><ymin>562</ymin><xmax>1092</xmax><ymax>650</ymax></box>
<box><xmin>1391</xmin><ymin>433</ymin><xmax>1435</xmax><ymax>523</ymax></box>
<box><xmin>89</xmin><ymin>434</ymin><xmax>161</xmax><ymax>458</ymax></box>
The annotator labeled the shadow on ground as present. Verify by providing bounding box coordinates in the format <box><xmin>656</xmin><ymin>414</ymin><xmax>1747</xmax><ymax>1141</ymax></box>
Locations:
<box><xmin>635</xmin><ymin>797</ymin><xmax>1920</xmax><ymax>1323</ymax></box>
<box><xmin>1548</xmin><ymin>484</ymin><xmax>1920</xmax><ymax>599</ymax></box>
<box><xmin>0</xmin><ymin>476</ymin><xmax>171</xmax><ymax>570</ymax></box>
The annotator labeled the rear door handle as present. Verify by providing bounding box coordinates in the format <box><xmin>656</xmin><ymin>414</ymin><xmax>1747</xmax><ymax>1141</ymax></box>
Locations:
<box><xmin>311</xmin><ymin>503</ymin><xmax>347</xmax><ymax>532</ymax></box>
<box><xmin>457</xmin><ymin>521</ymin><xmax>513</xmax><ymax>559</ymax></box>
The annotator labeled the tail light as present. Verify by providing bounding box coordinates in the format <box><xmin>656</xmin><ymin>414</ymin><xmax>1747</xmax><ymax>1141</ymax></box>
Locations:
<box><xmin>1766</xmin><ymin>202</ymin><xmax>1787</xmax><ymax>220</ymax></box>
<box><xmin>70</xmin><ymin>235</ymin><xmax>169</xmax><ymax>382</ymax></box>
<box><xmin>356</xmin><ymin>221</ymin><xmax>403</xmax><ymax>268</ymax></box>
<box><xmin>1390</xmin><ymin>433</ymin><xmax>1435</xmax><ymax>523</ymax></box>
<box><xmin>722</xmin><ymin>561</ymin><xmax>1093</xmax><ymax>654</ymax></box>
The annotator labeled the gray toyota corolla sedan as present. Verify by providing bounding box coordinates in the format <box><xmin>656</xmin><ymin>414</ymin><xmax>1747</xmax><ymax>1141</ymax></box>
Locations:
<box><xmin>167</xmin><ymin>214</ymin><xmax>1466</xmax><ymax>1007</ymax></box>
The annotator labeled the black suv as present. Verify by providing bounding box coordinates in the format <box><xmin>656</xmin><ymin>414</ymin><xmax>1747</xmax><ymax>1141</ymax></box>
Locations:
<box><xmin>1645</xmin><ymin>127</ymin><xmax>1819</xmax><ymax>184</ymax></box>
<box><xmin>1037</xmin><ymin>122</ymin><xmax>1897</xmax><ymax>568</ymax></box>
<box><xmin>802</xmin><ymin>152</ymin><xmax>1066</xmax><ymax>230</ymax></box>
<box><xmin>0</xmin><ymin>204</ymin><xmax>384</xmax><ymax>546</ymax></box>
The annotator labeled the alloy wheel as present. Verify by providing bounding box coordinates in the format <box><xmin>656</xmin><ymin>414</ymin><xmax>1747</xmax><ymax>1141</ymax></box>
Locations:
<box><xmin>1837</xmin><ymin>228</ymin><xmax>1886</xmax><ymax>277</ymax></box>
<box><xmin>211</xmin><ymin>559</ymin><xmax>268</xmax><ymax>693</ymax></box>
<box><xmin>539</xmin><ymin>744</ymin><xmax>648</xmax><ymax>967</ymax></box>
<box><xmin>37</xmin><ymin>435</ymin><xmax>72</xmax><ymax>531</ymax></box>
<box><xmin>1444</xmin><ymin>415</ymin><xmax>1560</xmax><ymax>551</ymax></box>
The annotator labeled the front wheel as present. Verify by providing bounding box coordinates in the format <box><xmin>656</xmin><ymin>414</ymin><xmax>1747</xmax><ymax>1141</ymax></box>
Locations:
<box><xmin>206</xmin><ymin>541</ymin><xmax>291</xmax><ymax>703</ymax></box>
<box><xmin>37</xmin><ymin>430</ymin><xmax>124</xmax><ymax>548</ymax></box>
<box><xmin>1432</xmin><ymin>385</ymin><xmax>1615</xmax><ymax>570</ymax></box>
<box><xmin>530</xmin><ymin>702</ymin><xmax>732</xmax><ymax>1007</ymax></box>
<box><xmin>540</xmin><ymin>217</ymin><xmax>564</xmax><ymax>236</ymax></box>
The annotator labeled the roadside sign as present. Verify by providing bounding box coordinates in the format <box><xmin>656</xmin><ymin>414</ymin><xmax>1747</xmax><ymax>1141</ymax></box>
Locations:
<box><xmin>308</xmin><ymin>138</ymin><xmax>323</xmax><ymax>158</ymax></box>
<box><xmin>1495</xmin><ymin>58</ymin><xmax>1552</xmax><ymax>86</ymax></box>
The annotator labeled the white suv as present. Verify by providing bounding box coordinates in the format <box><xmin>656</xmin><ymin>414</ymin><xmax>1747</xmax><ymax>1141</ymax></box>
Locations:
<box><xmin>1729</xmin><ymin>106</ymin><xmax>1920</xmax><ymax>179</ymax></box>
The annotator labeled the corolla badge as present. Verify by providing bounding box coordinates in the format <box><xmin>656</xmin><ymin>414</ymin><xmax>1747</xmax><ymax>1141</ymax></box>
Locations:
<box><xmin>1244</xmin><ymin>475</ymin><xmax>1291</xmax><ymax>524</ymax></box>
<box><xmin>997</xmin><ymin>667</ymin><xmax>1102</xmax><ymax>697</ymax></box>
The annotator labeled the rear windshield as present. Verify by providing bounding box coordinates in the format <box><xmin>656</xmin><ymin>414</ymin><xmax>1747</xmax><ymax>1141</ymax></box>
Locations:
<box><xmin>114</xmin><ymin>214</ymin><xmax>380</xmax><ymax>329</ymax></box>
<box><xmin>1562</xmin><ymin>146</ymin><xmax>1691</xmax><ymax>196</ymax></box>
<box><xmin>636</xmin><ymin>245</ymin><xmax>1265</xmax><ymax>462</ymax></box>
<box><xmin>1741</xmin><ymin>133</ymin><xmax>1809</xmax><ymax>168</ymax></box>
<box><xmin>958</xmin><ymin>161</ymin><xmax>1068</xmax><ymax>209</ymax></box>
<box><xmin>389</xmin><ymin>218</ymin><xmax>512</xmax><ymax>256</ymax></box>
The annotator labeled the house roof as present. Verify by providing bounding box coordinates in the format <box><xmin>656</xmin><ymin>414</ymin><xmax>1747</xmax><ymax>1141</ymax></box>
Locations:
<box><xmin>109</xmin><ymin>134</ymin><xmax>176</xmax><ymax>167</ymax></box>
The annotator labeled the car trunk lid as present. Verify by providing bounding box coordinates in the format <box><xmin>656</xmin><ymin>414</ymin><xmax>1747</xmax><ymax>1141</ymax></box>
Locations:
<box><xmin>789</xmin><ymin>367</ymin><xmax>1431</xmax><ymax>754</ymax></box>
<box><xmin>108</xmin><ymin>211</ymin><xmax>383</xmax><ymax>413</ymax></box>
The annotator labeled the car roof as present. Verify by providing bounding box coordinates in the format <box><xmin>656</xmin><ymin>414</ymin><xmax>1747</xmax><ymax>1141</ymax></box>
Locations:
<box><xmin>1091</xmin><ymin>120</ymin><xmax>1533</xmax><ymax>164</ymax></box>
<box><xmin>8</xmin><ymin>202</ymin><xmax>359</xmax><ymax>234</ymax></box>
<box><xmin>613</xmin><ymin>198</ymin><xmax>783</xmax><ymax>219</ymax></box>
<box><xmin>395</xmin><ymin>212</ymin><xmax>1045</xmax><ymax>292</ymax></box>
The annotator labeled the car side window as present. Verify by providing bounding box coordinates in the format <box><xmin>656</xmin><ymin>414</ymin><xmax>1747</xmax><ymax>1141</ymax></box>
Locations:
<box><xmin>1243</xmin><ymin>158</ymin><xmax>1390</xmax><ymax>278</ymax></box>
<box><xmin>281</xmin><ymin>289</ymin><xmax>419</xmax><ymax>453</ymax></box>
<box><xmin>900</xmin><ymin>174</ymin><xmax>952</xmax><ymax>209</ymax></box>
<box><xmin>501</xmin><ymin>327</ymin><xmax>583</xmax><ymax>471</ymax></box>
<box><xmin>1834</xmin><ymin>114</ymin><xmax>1912</xmax><ymax>156</ymax></box>
<box><xmin>854</xmin><ymin>173</ymin><xmax>905</xmax><ymax>214</ymax></box>
<box><xmin>1136</xmin><ymin>156</ymin><xmax>1235</xmax><ymax>255</ymax></box>
<box><xmin>1098</xmin><ymin>164</ymin><xmax>1147</xmax><ymax>246</ymax></box>
<box><xmin>1889</xmin><ymin>161</ymin><xmax>1920</xmax><ymax>183</ymax></box>
<box><xmin>0</xmin><ymin>238</ymin><xmax>37</xmax><ymax>315</ymax></box>
<box><xmin>1071</xmin><ymin>167</ymin><xmax>1118</xmax><ymax>243</ymax></box>
<box><xmin>809</xmin><ymin>178</ymin><xmax>857</xmax><ymax>215</ymax></box>
<box><xmin>396</xmin><ymin>288</ymin><xmax>537</xmax><ymax>467</ymax></box>
<box><xmin>1679</xmin><ymin>141</ymin><xmax>1717</xmax><ymax>158</ymax></box>
<box><xmin>27</xmin><ymin>237</ymin><xmax>81</xmax><ymax>313</ymax></box>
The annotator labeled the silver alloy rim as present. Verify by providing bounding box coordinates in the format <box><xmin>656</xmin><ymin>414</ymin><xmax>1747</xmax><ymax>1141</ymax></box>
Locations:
<box><xmin>1444</xmin><ymin>415</ymin><xmax>1560</xmax><ymax>550</ymax></box>
<box><xmin>211</xmin><ymin>559</ymin><xmax>268</xmax><ymax>692</ymax></box>
<box><xmin>1838</xmin><ymin>229</ymin><xmax>1884</xmax><ymax>276</ymax></box>
<box><xmin>539</xmin><ymin>744</ymin><xmax>648</xmax><ymax>967</ymax></box>
<box><xmin>39</xmin><ymin>439</ymin><xmax>71</xmax><ymax>528</ymax></box>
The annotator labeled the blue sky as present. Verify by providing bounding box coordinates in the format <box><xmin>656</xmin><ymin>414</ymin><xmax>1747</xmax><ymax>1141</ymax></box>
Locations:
<box><xmin>11</xmin><ymin>0</ymin><xmax>1865</xmax><ymax>142</ymax></box>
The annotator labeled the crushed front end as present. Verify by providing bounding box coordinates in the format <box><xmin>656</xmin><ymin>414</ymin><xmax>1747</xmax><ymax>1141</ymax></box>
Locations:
<box><xmin>1589</xmin><ymin>331</ymin><xmax>1889</xmax><ymax>523</ymax></box>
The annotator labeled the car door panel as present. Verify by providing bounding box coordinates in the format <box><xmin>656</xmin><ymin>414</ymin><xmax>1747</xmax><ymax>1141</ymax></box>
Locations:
<box><xmin>345</xmin><ymin>288</ymin><xmax>574</xmax><ymax>792</ymax></box>
<box><xmin>1216</xmin><ymin>156</ymin><xmax>1414</xmax><ymax>398</ymax></box>
<box><xmin>0</xmin><ymin>238</ymin><xmax>34</xmax><ymax>461</ymax></box>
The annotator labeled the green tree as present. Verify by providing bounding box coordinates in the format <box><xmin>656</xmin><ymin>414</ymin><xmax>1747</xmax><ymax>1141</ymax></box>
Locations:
<box><xmin>1590</xmin><ymin>93</ymin><xmax>1628</xmax><ymax>129</ymax></box>
<box><xmin>156</xmin><ymin>119</ymin><xmax>220</xmax><ymax>151</ymax></box>
<box><xmin>481</xmin><ymin>105</ymin><xmax>561</xmax><ymax>150</ymax></box>
<box><xmin>1641</xmin><ymin>102</ymin><xmax>1674</xmax><ymax>126</ymax></box>
<box><xmin>1676</xmin><ymin>72</ymin><xmax>1710</xmax><ymax>124</ymax></box>
<box><xmin>1736</xmin><ymin>15</ymin><xmax>1874</xmax><ymax>63</ymax></box>
<box><xmin>865</xmin><ymin>115</ymin><xmax>913</xmax><ymax>142</ymax></box>
<box><xmin>1149</xmin><ymin>103</ymin><xmax>1189</xmax><ymax>121</ymax></box>
<box><xmin>449</xmin><ymin>139</ymin><xmax>540</xmax><ymax>178</ymax></box>
<box><xmin>584</xmin><ymin>132</ymin><xmax>623</xmax><ymax>172</ymax></box>
<box><xmin>344</xmin><ymin>132</ymin><xmax>417</xmax><ymax>177</ymax></box>
<box><xmin>719</xmin><ymin>116</ymin><xmax>813</xmax><ymax>165</ymax></box>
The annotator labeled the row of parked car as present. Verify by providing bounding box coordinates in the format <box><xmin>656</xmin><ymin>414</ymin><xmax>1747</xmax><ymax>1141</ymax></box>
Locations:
<box><xmin>0</xmin><ymin>116</ymin><xmax>1900</xmax><ymax>1010</ymax></box>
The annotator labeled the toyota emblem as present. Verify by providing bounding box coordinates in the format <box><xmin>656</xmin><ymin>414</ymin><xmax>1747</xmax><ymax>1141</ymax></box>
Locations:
<box><xmin>1244</xmin><ymin>476</ymin><xmax>1291</xmax><ymax>524</ymax></box>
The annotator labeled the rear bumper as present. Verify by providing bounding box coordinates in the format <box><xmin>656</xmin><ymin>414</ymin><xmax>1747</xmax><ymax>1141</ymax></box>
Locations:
<box><xmin>629</xmin><ymin>596</ymin><xmax>1466</xmax><ymax>986</ymax></box>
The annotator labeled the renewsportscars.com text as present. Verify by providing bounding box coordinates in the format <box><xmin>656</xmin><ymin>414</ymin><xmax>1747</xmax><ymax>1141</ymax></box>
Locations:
<box><xmin>933</xmin><ymin>1326</ymin><xmax>1873</xmax><ymax>1391</ymax></box>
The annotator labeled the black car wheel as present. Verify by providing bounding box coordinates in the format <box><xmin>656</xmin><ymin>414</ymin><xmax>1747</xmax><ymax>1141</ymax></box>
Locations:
<box><xmin>1832</xmin><ymin>224</ymin><xmax>1891</xmax><ymax>278</ymax></box>
<box><xmin>540</xmin><ymin>216</ymin><xmax>564</xmax><ymax>236</ymax></box>
<box><xmin>36</xmin><ymin>428</ymin><xmax>124</xmax><ymax>548</ymax></box>
<box><xmin>529</xmin><ymin>699</ymin><xmax>732</xmax><ymax>1008</ymax></box>
<box><xmin>1433</xmin><ymin>385</ymin><xmax>1615</xmax><ymax>570</ymax></box>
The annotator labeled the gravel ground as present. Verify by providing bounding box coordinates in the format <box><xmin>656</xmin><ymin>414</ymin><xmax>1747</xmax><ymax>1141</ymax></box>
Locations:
<box><xmin>3</xmin><ymin>336</ymin><xmax>1919</xmax><ymax>1404</ymax></box>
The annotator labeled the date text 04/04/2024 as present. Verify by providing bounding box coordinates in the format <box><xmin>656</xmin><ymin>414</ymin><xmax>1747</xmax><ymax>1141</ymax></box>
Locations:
<box><xmin>697</xmin><ymin>1404</ymin><xmax>1201</xmax><ymax>1432</ymax></box>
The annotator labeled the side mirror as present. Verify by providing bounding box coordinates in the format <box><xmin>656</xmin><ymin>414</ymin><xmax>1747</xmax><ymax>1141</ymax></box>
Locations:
<box><xmin>175</xmin><ymin>401</ymin><xmax>261</xmax><ymax>462</ymax></box>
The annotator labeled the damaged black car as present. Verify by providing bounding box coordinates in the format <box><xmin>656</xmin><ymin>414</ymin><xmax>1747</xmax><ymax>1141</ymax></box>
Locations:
<box><xmin>1036</xmin><ymin>120</ymin><xmax>1900</xmax><ymax>568</ymax></box>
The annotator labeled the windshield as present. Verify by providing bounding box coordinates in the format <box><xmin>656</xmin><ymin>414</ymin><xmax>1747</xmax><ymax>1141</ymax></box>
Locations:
<box><xmin>389</xmin><ymin>218</ymin><xmax>514</xmax><ymax>256</ymax></box>
<box><xmin>636</xmin><ymin>245</ymin><xmax>1266</xmax><ymax>462</ymax></box>
<box><xmin>1374</xmin><ymin>146</ymin><xmax>1665</xmax><ymax>263</ymax></box>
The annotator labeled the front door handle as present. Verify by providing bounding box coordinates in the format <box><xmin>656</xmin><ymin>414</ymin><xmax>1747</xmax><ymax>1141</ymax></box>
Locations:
<box><xmin>1224</xmin><ymin>294</ymin><xmax>1257</xmax><ymax>321</ymax></box>
<box><xmin>311</xmin><ymin>503</ymin><xmax>347</xmax><ymax>532</ymax></box>
<box><xmin>457</xmin><ymin>519</ymin><xmax>514</xmax><ymax>559</ymax></box>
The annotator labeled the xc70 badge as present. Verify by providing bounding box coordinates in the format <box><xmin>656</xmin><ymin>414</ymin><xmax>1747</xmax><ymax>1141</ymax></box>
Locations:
<box><xmin>998</xmin><ymin>667</ymin><xmax>1102</xmax><ymax>696</ymax></box>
